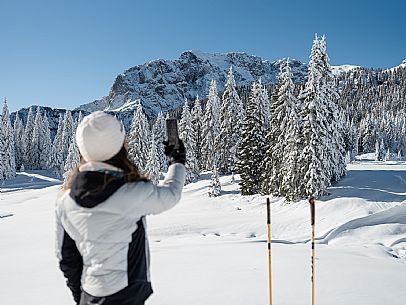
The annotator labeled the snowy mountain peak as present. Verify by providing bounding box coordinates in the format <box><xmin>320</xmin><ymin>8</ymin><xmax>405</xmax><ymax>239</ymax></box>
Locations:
<box><xmin>331</xmin><ymin>64</ymin><xmax>360</xmax><ymax>76</ymax></box>
<box><xmin>76</xmin><ymin>51</ymin><xmax>308</xmax><ymax>118</ymax></box>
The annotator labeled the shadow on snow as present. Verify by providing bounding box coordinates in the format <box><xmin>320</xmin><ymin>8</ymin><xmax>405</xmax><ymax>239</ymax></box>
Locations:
<box><xmin>327</xmin><ymin>170</ymin><xmax>406</xmax><ymax>202</ymax></box>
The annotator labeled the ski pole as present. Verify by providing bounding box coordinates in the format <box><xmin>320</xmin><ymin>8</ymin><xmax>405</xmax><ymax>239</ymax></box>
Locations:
<box><xmin>266</xmin><ymin>198</ymin><xmax>272</xmax><ymax>305</ymax></box>
<box><xmin>309</xmin><ymin>196</ymin><xmax>316</xmax><ymax>305</ymax></box>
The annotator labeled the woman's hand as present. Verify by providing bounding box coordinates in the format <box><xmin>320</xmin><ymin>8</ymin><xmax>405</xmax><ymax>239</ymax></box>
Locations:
<box><xmin>163</xmin><ymin>139</ymin><xmax>186</xmax><ymax>165</ymax></box>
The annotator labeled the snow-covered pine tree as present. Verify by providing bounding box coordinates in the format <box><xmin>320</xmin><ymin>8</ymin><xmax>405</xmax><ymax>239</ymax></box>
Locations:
<box><xmin>63</xmin><ymin>111</ymin><xmax>83</xmax><ymax>174</ymax></box>
<box><xmin>263</xmin><ymin>60</ymin><xmax>297</xmax><ymax>196</ymax></box>
<box><xmin>13</xmin><ymin>111</ymin><xmax>25</xmax><ymax>170</ymax></box>
<box><xmin>145</xmin><ymin>133</ymin><xmax>160</xmax><ymax>185</ymax></box>
<box><xmin>319</xmin><ymin>35</ymin><xmax>346</xmax><ymax>182</ymax></box>
<box><xmin>128</xmin><ymin>102</ymin><xmax>150</xmax><ymax>172</ymax></box>
<box><xmin>297</xmin><ymin>35</ymin><xmax>330</xmax><ymax>197</ymax></box>
<box><xmin>219</xmin><ymin>67</ymin><xmax>244</xmax><ymax>174</ymax></box>
<box><xmin>375</xmin><ymin>139</ymin><xmax>381</xmax><ymax>161</ymax></box>
<box><xmin>0</xmin><ymin>115</ymin><xmax>4</xmax><ymax>180</ymax></box>
<box><xmin>201</xmin><ymin>80</ymin><xmax>221</xmax><ymax>171</ymax></box>
<box><xmin>30</xmin><ymin>107</ymin><xmax>43</xmax><ymax>169</ymax></box>
<box><xmin>379</xmin><ymin>138</ymin><xmax>385</xmax><ymax>161</ymax></box>
<box><xmin>60</xmin><ymin>110</ymin><xmax>74</xmax><ymax>163</ymax></box>
<box><xmin>384</xmin><ymin>148</ymin><xmax>391</xmax><ymax>161</ymax></box>
<box><xmin>208</xmin><ymin>162</ymin><xmax>221</xmax><ymax>197</ymax></box>
<box><xmin>48</xmin><ymin>115</ymin><xmax>64</xmax><ymax>177</ymax></box>
<box><xmin>76</xmin><ymin>111</ymin><xmax>84</xmax><ymax>128</ymax></box>
<box><xmin>152</xmin><ymin>112</ymin><xmax>167</xmax><ymax>172</ymax></box>
<box><xmin>1</xmin><ymin>98</ymin><xmax>16</xmax><ymax>179</ymax></box>
<box><xmin>350</xmin><ymin>119</ymin><xmax>359</xmax><ymax>161</ymax></box>
<box><xmin>270</xmin><ymin>60</ymin><xmax>301</xmax><ymax>201</ymax></box>
<box><xmin>259</xmin><ymin>79</ymin><xmax>270</xmax><ymax>129</ymax></box>
<box><xmin>179</xmin><ymin>100</ymin><xmax>197</xmax><ymax>184</ymax></box>
<box><xmin>64</xmin><ymin>139</ymin><xmax>80</xmax><ymax>174</ymax></box>
<box><xmin>399</xmin><ymin>119</ymin><xmax>406</xmax><ymax>159</ymax></box>
<box><xmin>191</xmin><ymin>96</ymin><xmax>203</xmax><ymax>175</ymax></box>
<box><xmin>40</xmin><ymin>112</ymin><xmax>52</xmax><ymax>169</ymax></box>
<box><xmin>236</xmin><ymin>82</ymin><xmax>268</xmax><ymax>195</ymax></box>
<box><xmin>22</xmin><ymin>106</ymin><xmax>35</xmax><ymax>169</ymax></box>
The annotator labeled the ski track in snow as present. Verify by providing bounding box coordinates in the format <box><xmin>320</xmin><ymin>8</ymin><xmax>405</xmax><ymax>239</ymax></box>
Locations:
<box><xmin>1</xmin><ymin>161</ymin><xmax>406</xmax><ymax>305</ymax></box>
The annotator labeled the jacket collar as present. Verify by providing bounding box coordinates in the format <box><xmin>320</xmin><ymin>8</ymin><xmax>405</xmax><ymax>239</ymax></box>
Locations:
<box><xmin>79</xmin><ymin>161</ymin><xmax>124</xmax><ymax>173</ymax></box>
<box><xmin>70</xmin><ymin>161</ymin><xmax>126</xmax><ymax>208</ymax></box>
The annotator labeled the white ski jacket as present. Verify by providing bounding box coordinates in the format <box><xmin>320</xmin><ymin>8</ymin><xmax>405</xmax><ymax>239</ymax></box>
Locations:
<box><xmin>55</xmin><ymin>161</ymin><xmax>185</xmax><ymax>303</ymax></box>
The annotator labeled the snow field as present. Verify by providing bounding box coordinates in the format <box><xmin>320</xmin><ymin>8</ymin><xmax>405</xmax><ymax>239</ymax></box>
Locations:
<box><xmin>1</xmin><ymin>163</ymin><xmax>406</xmax><ymax>305</ymax></box>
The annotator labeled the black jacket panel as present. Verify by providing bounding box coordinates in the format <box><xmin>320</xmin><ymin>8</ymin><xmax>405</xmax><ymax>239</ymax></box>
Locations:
<box><xmin>59</xmin><ymin>230</ymin><xmax>83</xmax><ymax>305</ymax></box>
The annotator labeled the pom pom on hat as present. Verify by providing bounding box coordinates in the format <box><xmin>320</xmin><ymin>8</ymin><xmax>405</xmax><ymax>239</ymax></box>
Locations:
<box><xmin>76</xmin><ymin>111</ymin><xmax>126</xmax><ymax>162</ymax></box>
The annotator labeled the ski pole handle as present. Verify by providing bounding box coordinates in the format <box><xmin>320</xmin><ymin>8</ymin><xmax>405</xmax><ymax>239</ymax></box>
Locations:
<box><xmin>309</xmin><ymin>196</ymin><xmax>315</xmax><ymax>226</ymax></box>
<box><xmin>267</xmin><ymin>198</ymin><xmax>271</xmax><ymax>226</ymax></box>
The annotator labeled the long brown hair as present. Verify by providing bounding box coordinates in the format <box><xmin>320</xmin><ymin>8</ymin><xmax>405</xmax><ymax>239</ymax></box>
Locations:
<box><xmin>62</xmin><ymin>145</ymin><xmax>148</xmax><ymax>190</ymax></box>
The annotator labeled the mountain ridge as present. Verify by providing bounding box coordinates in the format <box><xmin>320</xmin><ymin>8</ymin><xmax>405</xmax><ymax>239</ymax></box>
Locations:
<box><xmin>10</xmin><ymin>51</ymin><xmax>406</xmax><ymax>136</ymax></box>
<box><xmin>75</xmin><ymin>50</ymin><xmax>308</xmax><ymax>118</ymax></box>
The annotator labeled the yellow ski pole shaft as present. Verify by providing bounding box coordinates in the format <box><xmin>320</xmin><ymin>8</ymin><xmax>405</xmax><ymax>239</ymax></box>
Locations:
<box><xmin>309</xmin><ymin>196</ymin><xmax>316</xmax><ymax>305</ymax></box>
<box><xmin>266</xmin><ymin>198</ymin><xmax>272</xmax><ymax>305</ymax></box>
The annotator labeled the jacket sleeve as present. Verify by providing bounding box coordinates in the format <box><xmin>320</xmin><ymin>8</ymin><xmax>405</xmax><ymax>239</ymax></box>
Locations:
<box><xmin>128</xmin><ymin>163</ymin><xmax>186</xmax><ymax>216</ymax></box>
<box><xmin>55</xmin><ymin>208</ymin><xmax>83</xmax><ymax>305</ymax></box>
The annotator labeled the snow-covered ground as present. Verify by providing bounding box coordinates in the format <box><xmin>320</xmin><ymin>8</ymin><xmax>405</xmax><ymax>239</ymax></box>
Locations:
<box><xmin>1</xmin><ymin>162</ymin><xmax>406</xmax><ymax>305</ymax></box>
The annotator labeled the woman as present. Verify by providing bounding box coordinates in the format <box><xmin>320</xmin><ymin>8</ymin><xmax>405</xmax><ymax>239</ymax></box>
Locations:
<box><xmin>55</xmin><ymin>111</ymin><xmax>186</xmax><ymax>305</ymax></box>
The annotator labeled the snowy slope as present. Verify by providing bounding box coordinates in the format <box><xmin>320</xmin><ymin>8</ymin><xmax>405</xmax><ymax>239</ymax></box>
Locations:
<box><xmin>1</xmin><ymin>162</ymin><xmax>406</xmax><ymax>305</ymax></box>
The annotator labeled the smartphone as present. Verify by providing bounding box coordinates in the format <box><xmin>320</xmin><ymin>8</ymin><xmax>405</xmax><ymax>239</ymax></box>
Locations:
<box><xmin>166</xmin><ymin>119</ymin><xmax>179</xmax><ymax>149</ymax></box>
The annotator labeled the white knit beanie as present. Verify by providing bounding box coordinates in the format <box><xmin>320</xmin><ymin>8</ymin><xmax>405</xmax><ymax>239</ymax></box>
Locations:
<box><xmin>76</xmin><ymin>111</ymin><xmax>126</xmax><ymax>162</ymax></box>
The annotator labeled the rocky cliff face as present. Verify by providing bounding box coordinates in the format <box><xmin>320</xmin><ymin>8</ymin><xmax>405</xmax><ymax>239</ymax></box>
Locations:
<box><xmin>75</xmin><ymin>50</ymin><xmax>308</xmax><ymax>118</ymax></box>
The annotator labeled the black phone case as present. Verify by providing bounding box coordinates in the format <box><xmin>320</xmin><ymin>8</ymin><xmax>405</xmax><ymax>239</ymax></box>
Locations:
<box><xmin>166</xmin><ymin>119</ymin><xmax>179</xmax><ymax>148</ymax></box>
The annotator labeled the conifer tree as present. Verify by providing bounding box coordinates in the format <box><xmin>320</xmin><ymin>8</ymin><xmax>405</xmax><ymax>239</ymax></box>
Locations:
<box><xmin>374</xmin><ymin>140</ymin><xmax>380</xmax><ymax>161</ymax></box>
<box><xmin>1</xmin><ymin>99</ymin><xmax>16</xmax><ymax>179</ymax></box>
<box><xmin>64</xmin><ymin>139</ymin><xmax>80</xmax><ymax>174</ymax></box>
<box><xmin>76</xmin><ymin>111</ymin><xmax>84</xmax><ymax>129</ymax></box>
<box><xmin>145</xmin><ymin>134</ymin><xmax>160</xmax><ymax>185</ymax></box>
<box><xmin>219</xmin><ymin>67</ymin><xmax>244</xmax><ymax>174</ymax></box>
<box><xmin>48</xmin><ymin>115</ymin><xmax>64</xmax><ymax>177</ymax></box>
<box><xmin>191</xmin><ymin>96</ymin><xmax>203</xmax><ymax>175</ymax></box>
<box><xmin>201</xmin><ymin>80</ymin><xmax>221</xmax><ymax>170</ymax></box>
<box><xmin>60</xmin><ymin>110</ymin><xmax>74</xmax><ymax>163</ymax></box>
<box><xmin>319</xmin><ymin>35</ymin><xmax>346</xmax><ymax>182</ymax></box>
<box><xmin>30</xmin><ymin>107</ymin><xmax>43</xmax><ymax>169</ymax></box>
<box><xmin>0</xmin><ymin>115</ymin><xmax>5</xmax><ymax>180</ymax></box>
<box><xmin>40</xmin><ymin>113</ymin><xmax>52</xmax><ymax>169</ymax></box>
<box><xmin>152</xmin><ymin>112</ymin><xmax>167</xmax><ymax>172</ymax></box>
<box><xmin>270</xmin><ymin>60</ymin><xmax>301</xmax><ymax>200</ymax></box>
<box><xmin>384</xmin><ymin>148</ymin><xmax>391</xmax><ymax>161</ymax></box>
<box><xmin>128</xmin><ymin>102</ymin><xmax>150</xmax><ymax>172</ymax></box>
<box><xmin>297</xmin><ymin>35</ymin><xmax>330</xmax><ymax>197</ymax></box>
<box><xmin>13</xmin><ymin>111</ymin><xmax>25</xmax><ymax>170</ymax></box>
<box><xmin>208</xmin><ymin>162</ymin><xmax>221</xmax><ymax>197</ymax></box>
<box><xmin>259</xmin><ymin>79</ymin><xmax>271</xmax><ymax>129</ymax></box>
<box><xmin>23</xmin><ymin>106</ymin><xmax>35</xmax><ymax>169</ymax></box>
<box><xmin>179</xmin><ymin>100</ymin><xmax>197</xmax><ymax>183</ymax></box>
<box><xmin>236</xmin><ymin>82</ymin><xmax>268</xmax><ymax>195</ymax></box>
<box><xmin>263</xmin><ymin>60</ymin><xmax>297</xmax><ymax>195</ymax></box>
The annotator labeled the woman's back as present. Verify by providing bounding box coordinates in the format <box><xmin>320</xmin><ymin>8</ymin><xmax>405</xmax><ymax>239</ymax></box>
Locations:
<box><xmin>55</xmin><ymin>111</ymin><xmax>186</xmax><ymax>305</ymax></box>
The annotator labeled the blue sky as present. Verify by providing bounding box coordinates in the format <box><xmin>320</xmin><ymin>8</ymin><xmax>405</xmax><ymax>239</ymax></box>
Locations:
<box><xmin>1</xmin><ymin>0</ymin><xmax>405</xmax><ymax>112</ymax></box>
